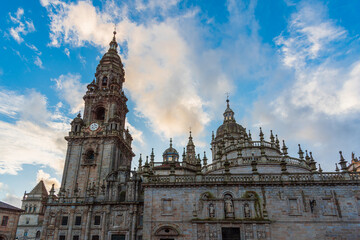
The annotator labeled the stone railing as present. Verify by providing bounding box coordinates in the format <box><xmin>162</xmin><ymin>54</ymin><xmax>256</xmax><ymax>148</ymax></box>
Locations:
<box><xmin>142</xmin><ymin>172</ymin><xmax>360</xmax><ymax>185</ymax></box>
<box><xmin>202</xmin><ymin>155</ymin><xmax>310</xmax><ymax>174</ymax></box>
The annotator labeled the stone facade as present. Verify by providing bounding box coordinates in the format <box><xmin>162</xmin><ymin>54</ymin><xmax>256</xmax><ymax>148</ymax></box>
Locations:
<box><xmin>0</xmin><ymin>201</ymin><xmax>23</xmax><ymax>240</ymax></box>
<box><xmin>18</xmin><ymin>32</ymin><xmax>360</xmax><ymax>240</ymax></box>
<box><xmin>16</xmin><ymin>180</ymin><xmax>48</xmax><ymax>240</ymax></box>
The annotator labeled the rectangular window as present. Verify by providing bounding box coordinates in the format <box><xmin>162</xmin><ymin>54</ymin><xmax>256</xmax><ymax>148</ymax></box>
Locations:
<box><xmin>92</xmin><ymin>235</ymin><xmax>99</xmax><ymax>240</ymax></box>
<box><xmin>1</xmin><ymin>216</ymin><xmax>9</xmax><ymax>226</ymax></box>
<box><xmin>222</xmin><ymin>227</ymin><xmax>240</xmax><ymax>240</ymax></box>
<box><xmin>59</xmin><ymin>235</ymin><xmax>66</xmax><ymax>240</ymax></box>
<box><xmin>73</xmin><ymin>236</ymin><xmax>79</xmax><ymax>240</ymax></box>
<box><xmin>74</xmin><ymin>216</ymin><xmax>81</xmax><ymax>226</ymax></box>
<box><xmin>111</xmin><ymin>235</ymin><xmax>125</xmax><ymax>240</ymax></box>
<box><xmin>61</xmin><ymin>216</ymin><xmax>68</xmax><ymax>226</ymax></box>
<box><xmin>94</xmin><ymin>216</ymin><xmax>101</xmax><ymax>225</ymax></box>
<box><xmin>138</xmin><ymin>215</ymin><xmax>143</xmax><ymax>226</ymax></box>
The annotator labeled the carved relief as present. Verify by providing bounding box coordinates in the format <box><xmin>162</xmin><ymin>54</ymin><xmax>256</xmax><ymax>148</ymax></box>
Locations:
<box><xmin>244</xmin><ymin>224</ymin><xmax>253</xmax><ymax>239</ymax></box>
<box><xmin>322</xmin><ymin>198</ymin><xmax>336</xmax><ymax>216</ymax></box>
<box><xmin>197</xmin><ymin>224</ymin><xmax>206</xmax><ymax>240</ymax></box>
<box><xmin>209</xmin><ymin>225</ymin><xmax>218</xmax><ymax>240</ymax></box>
<box><xmin>288</xmin><ymin>198</ymin><xmax>301</xmax><ymax>215</ymax></box>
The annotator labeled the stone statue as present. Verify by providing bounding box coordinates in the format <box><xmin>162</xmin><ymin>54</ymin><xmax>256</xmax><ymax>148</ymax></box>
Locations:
<box><xmin>224</xmin><ymin>195</ymin><xmax>234</xmax><ymax>218</ymax></box>
<box><xmin>209</xmin><ymin>203</ymin><xmax>215</xmax><ymax>218</ymax></box>
<box><xmin>244</xmin><ymin>203</ymin><xmax>251</xmax><ymax>218</ymax></box>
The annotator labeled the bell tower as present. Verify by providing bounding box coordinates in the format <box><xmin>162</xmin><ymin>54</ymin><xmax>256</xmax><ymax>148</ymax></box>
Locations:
<box><xmin>59</xmin><ymin>31</ymin><xmax>134</xmax><ymax>198</ymax></box>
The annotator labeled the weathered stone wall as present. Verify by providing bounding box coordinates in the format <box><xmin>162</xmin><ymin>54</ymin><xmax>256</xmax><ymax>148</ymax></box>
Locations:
<box><xmin>143</xmin><ymin>184</ymin><xmax>360</xmax><ymax>240</ymax></box>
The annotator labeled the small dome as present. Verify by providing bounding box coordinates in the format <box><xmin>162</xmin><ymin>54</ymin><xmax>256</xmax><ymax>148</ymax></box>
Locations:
<box><xmin>163</xmin><ymin>138</ymin><xmax>179</xmax><ymax>162</ymax></box>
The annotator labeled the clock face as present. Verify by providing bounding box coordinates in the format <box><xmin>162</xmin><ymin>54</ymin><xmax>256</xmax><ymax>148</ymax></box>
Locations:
<box><xmin>89</xmin><ymin>123</ymin><xmax>99</xmax><ymax>131</ymax></box>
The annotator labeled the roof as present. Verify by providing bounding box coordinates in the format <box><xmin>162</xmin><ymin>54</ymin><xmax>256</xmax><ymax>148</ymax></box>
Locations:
<box><xmin>0</xmin><ymin>201</ymin><xmax>23</xmax><ymax>212</ymax></box>
<box><xmin>29</xmin><ymin>180</ymin><xmax>48</xmax><ymax>196</ymax></box>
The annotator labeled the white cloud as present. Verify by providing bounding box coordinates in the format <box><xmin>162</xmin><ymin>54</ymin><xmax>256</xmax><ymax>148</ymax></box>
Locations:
<box><xmin>0</xmin><ymin>183</ymin><xmax>21</xmax><ymax>207</ymax></box>
<box><xmin>36</xmin><ymin>170</ymin><xmax>60</xmax><ymax>191</ymax></box>
<box><xmin>64</xmin><ymin>48</ymin><xmax>70</xmax><ymax>57</ymax></box>
<box><xmin>34</xmin><ymin>56</ymin><xmax>44</xmax><ymax>68</ymax></box>
<box><xmin>52</xmin><ymin>73</ymin><xmax>87</xmax><ymax>114</ymax></box>
<box><xmin>8</xmin><ymin>8</ymin><xmax>36</xmax><ymax>44</ymax></box>
<box><xmin>3</xmin><ymin>193</ymin><xmax>22</xmax><ymax>208</ymax></box>
<box><xmin>41</xmin><ymin>0</ymin><xmax>235</xmax><ymax>140</ymax></box>
<box><xmin>275</xmin><ymin>2</ymin><xmax>346</xmax><ymax>69</ymax></box>
<box><xmin>248</xmin><ymin>1</ymin><xmax>360</xmax><ymax>170</ymax></box>
<box><xmin>0</xmin><ymin>89</ymin><xmax>69</xmax><ymax>175</ymax></box>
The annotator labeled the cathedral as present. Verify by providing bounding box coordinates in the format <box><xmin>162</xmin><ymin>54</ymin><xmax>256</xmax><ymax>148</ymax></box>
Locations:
<box><xmin>15</xmin><ymin>32</ymin><xmax>360</xmax><ymax>240</ymax></box>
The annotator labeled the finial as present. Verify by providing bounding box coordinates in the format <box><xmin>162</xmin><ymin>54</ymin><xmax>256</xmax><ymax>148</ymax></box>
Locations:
<box><xmin>138</xmin><ymin>154</ymin><xmax>142</xmax><ymax>166</ymax></box>
<box><xmin>275</xmin><ymin>135</ymin><xmax>280</xmax><ymax>149</ymax></box>
<box><xmin>189</xmin><ymin>129</ymin><xmax>192</xmax><ymax>138</ymax></box>
<box><xmin>77</xmin><ymin>111</ymin><xmax>81</xmax><ymax>118</ymax></box>
<box><xmin>170</xmin><ymin>138</ymin><xmax>172</xmax><ymax>148</ymax></box>
<box><xmin>282</xmin><ymin>140</ymin><xmax>288</xmax><ymax>156</ymax></box>
<box><xmin>259</xmin><ymin>127</ymin><xmax>264</xmax><ymax>141</ymax></box>
<box><xmin>270</xmin><ymin>130</ymin><xmax>275</xmax><ymax>143</ymax></box>
<box><xmin>182</xmin><ymin>147</ymin><xmax>186</xmax><ymax>160</ymax></box>
<box><xmin>212</xmin><ymin>131</ymin><xmax>214</xmax><ymax>140</ymax></box>
<box><xmin>145</xmin><ymin>156</ymin><xmax>149</xmax><ymax>165</ymax></box>
<box><xmin>318</xmin><ymin>164</ymin><xmax>323</xmax><ymax>173</ymax></box>
<box><xmin>248</xmin><ymin>130</ymin><xmax>252</xmax><ymax>140</ymax></box>
<box><xmin>226</xmin><ymin>92</ymin><xmax>230</xmax><ymax>107</ymax></box>
<box><xmin>335</xmin><ymin>163</ymin><xmax>339</xmax><ymax>172</ymax></box>
<box><xmin>339</xmin><ymin>151</ymin><xmax>348</xmax><ymax>172</ymax></box>
<box><xmin>298</xmin><ymin>144</ymin><xmax>304</xmax><ymax>160</ymax></box>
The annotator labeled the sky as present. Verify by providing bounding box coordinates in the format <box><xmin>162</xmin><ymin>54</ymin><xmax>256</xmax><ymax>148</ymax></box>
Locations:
<box><xmin>1</xmin><ymin>0</ymin><xmax>360</xmax><ymax>207</ymax></box>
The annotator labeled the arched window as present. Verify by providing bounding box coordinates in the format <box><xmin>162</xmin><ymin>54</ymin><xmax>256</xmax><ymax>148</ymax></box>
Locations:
<box><xmin>29</xmin><ymin>206</ymin><xmax>32</xmax><ymax>212</ymax></box>
<box><xmin>95</xmin><ymin>107</ymin><xmax>105</xmax><ymax>121</ymax></box>
<box><xmin>24</xmin><ymin>205</ymin><xmax>28</xmax><ymax>212</ymax></box>
<box><xmin>102</xmin><ymin>76</ymin><xmax>108</xmax><ymax>86</ymax></box>
<box><xmin>33</xmin><ymin>205</ymin><xmax>37</xmax><ymax>213</ymax></box>
<box><xmin>36</xmin><ymin>231</ymin><xmax>41</xmax><ymax>238</ymax></box>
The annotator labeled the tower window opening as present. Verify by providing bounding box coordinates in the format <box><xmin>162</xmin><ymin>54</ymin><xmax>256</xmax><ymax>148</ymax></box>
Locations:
<box><xmin>86</xmin><ymin>150</ymin><xmax>95</xmax><ymax>163</ymax></box>
<box><xmin>95</xmin><ymin>107</ymin><xmax>105</xmax><ymax>121</ymax></box>
<box><xmin>102</xmin><ymin>77</ymin><xmax>108</xmax><ymax>86</ymax></box>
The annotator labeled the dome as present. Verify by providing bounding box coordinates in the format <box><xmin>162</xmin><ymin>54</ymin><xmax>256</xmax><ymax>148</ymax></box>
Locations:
<box><xmin>216</xmin><ymin>121</ymin><xmax>246</xmax><ymax>138</ymax></box>
<box><xmin>215</xmin><ymin>98</ymin><xmax>246</xmax><ymax>138</ymax></box>
<box><xmin>163</xmin><ymin>139</ymin><xmax>179</xmax><ymax>162</ymax></box>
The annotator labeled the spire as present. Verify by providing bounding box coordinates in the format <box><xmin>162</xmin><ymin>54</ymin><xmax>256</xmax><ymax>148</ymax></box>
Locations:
<box><xmin>335</xmin><ymin>163</ymin><xmax>340</xmax><ymax>172</ymax></box>
<box><xmin>150</xmin><ymin>148</ymin><xmax>155</xmax><ymax>162</ymax></box>
<box><xmin>248</xmin><ymin>130</ymin><xmax>252</xmax><ymax>141</ymax></box>
<box><xmin>270</xmin><ymin>130</ymin><xmax>275</xmax><ymax>143</ymax></box>
<box><xmin>182</xmin><ymin>148</ymin><xmax>186</xmax><ymax>161</ymax></box>
<box><xmin>109</xmin><ymin>29</ymin><xmax>118</xmax><ymax>51</ymax></box>
<box><xmin>318</xmin><ymin>164</ymin><xmax>323</xmax><ymax>173</ymax></box>
<box><xmin>223</xmin><ymin>97</ymin><xmax>235</xmax><ymax>123</ymax></box>
<box><xmin>275</xmin><ymin>135</ymin><xmax>280</xmax><ymax>149</ymax></box>
<box><xmin>259</xmin><ymin>127</ymin><xmax>264</xmax><ymax>141</ymax></box>
<box><xmin>185</xmin><ymin>131</ymin><xmax>196</xmax><ymax>165</ymax></box>
<box><xmin>282</xmin><ymin>140</ymin><xmax>288</xmax><ymax>156</ymax></box>
<box><xmin>298</xmin><ymin>144</ymin><xmax>304</xmax><ymax>160</ymax></box>
<box><xmin>138</xmin><ymin>154</ymin><xmax>142</xmax><ymax>167</ymax></box>
<box><xmin>203</xmin><ymin>151</ymin><xmax>208</xmax><ymax>166</ymax></box>
<box><xmin>309</xmin><ymin>152</ymin><xmax>317</xmax><ymax>172</ymax></box>
<box><xmin>305</xmin><ymin>150</ymin><xmax>310</xmax><ymax>162</ymax></box>
<box><xmin>339</xmin><ymin>151</ymin><xmax>348</xmax><ymax>172</ymax></box>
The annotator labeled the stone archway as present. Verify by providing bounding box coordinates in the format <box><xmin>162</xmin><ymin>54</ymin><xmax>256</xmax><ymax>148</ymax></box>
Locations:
<box><xmin>0</xmin><ymin>235</ymin><xmax>7</xmax><ymax>240</ymax></box>
<box><xmin>155</xmin><ymin>226</ymin><xmax>180</xmax><ymax>240</ymax></box>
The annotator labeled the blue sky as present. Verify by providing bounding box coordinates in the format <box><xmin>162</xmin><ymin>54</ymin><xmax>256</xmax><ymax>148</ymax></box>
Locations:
<box><xmin>1</xmin><ymin>0</ymin><xmax>360</xmax><ymax>207</ymax></box>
